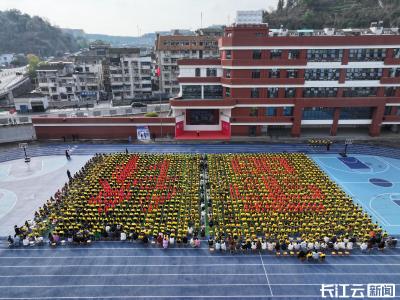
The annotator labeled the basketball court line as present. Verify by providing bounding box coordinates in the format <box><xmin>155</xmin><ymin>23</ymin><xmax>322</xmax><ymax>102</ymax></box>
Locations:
<box><xmin>313</xmin><ymin>157</ymin><xmax>390</xmax><ymax>227</ymax></box>
<box><xmin>0</xmin><ymin>283</ymin><xmax>398</xmax><ymax>288</ymax></box>
<box><xmin>1</xmin><ymin>263</ymin><xmax>399</xmax><ymax>268</ymax></box>
<box><xmin>0</xmin><ymin>272</ymin><xmax>399</xmax><ymax>278</ymax></box>
<box><xmin>259</xmin><ymin>253</ymin><xmax>273</xmax><ymax>296</ymax></box>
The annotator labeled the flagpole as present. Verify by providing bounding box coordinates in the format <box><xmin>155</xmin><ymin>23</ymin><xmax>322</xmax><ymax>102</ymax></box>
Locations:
<box><xmin>160</xmin><ymin>82</ymin><xmax>163</xmax><ymax>139</ymax></box>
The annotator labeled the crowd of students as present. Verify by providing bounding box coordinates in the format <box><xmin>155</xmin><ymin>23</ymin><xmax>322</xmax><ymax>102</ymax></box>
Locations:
<box><xmin>10</xmin><ymin>152</ymin><xmax>396</xmax><ymax>258</ymax></box>
<box><xmin>207</xmin><ymin>153</ymin><xmax>385</xmax><ymax>251</ymax></box>
<box><xmin>11</xmin><ymin>153</ymin><xmax>201</xmax><ymax>246</ymax></box>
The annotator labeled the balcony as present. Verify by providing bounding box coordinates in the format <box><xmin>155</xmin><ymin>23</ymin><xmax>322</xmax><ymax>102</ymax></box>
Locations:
<box><xmin>221</xmin><ymin>77</ymin><xmax>305</xmax><ymax>85</ymax></box>
<box><xmin>230</xmin><ymin>116</ymin><xmax>293</xmax><ymax>124</ymax></box>
<box><xmin>178</xmin><ymin>77</ymin><xmax>221</xmax><ymax>83</ymax></box>
<box><xmin>222</xmin><ymin>59</ymin><xmax>307</xmax><ymax>67</ymax></box>
<box><xmin>170</xmin><ymin>98</ymin><xmax>236</xmax><ymax>107</ymax></box>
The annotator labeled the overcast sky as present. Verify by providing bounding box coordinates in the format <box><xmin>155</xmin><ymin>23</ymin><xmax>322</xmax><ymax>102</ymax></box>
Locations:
<box><xmin>0</xmin><ymin>0</ymin><xmax>279</xmax><ymax>36</ymax></box>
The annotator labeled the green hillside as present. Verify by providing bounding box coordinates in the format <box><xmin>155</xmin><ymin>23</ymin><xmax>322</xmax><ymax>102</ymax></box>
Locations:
<box><xmin>0</xmin><ymin>9</ymin><xmax>83</xmax><ymax>57</ymax></box>
<box><xmin>264</xmin><ymin>0</ymin><xmax>400</xmax><ymax>29</ymax></box>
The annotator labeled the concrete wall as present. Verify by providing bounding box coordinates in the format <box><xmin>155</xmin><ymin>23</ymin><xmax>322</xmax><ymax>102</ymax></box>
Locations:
<box><xmin>0</xmin><ymin>124</ymin><xmax>35</xmax><ymax>143</ymax></box>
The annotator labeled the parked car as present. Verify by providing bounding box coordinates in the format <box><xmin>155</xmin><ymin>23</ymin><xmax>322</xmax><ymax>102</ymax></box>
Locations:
<box><xmin>131</xmin><ymin>102</ymin><xmax>147</xmax><ymax>108</ymax></box>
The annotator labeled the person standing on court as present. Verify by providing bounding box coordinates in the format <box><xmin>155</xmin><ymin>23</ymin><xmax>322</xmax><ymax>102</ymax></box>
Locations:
<box><xmin>67</xmin><ymin>169</ymin><xmax>72</xmax><ymax>180</ymax></box>
<box><xmin>65</xmin><ymin>150</ymin><xmax>71</xmax><ymax>160</ymax></box>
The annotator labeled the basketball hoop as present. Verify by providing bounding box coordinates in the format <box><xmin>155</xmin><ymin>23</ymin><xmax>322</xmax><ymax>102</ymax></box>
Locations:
<box><xmin>19</xmin><ymin>143</ymin><xmax>30</xmax><ymax>162</ymax></box>
<box><xmin>345</xmin><ymin>139</ymin><xmax>353</xmax><ymax>145</ymax></box>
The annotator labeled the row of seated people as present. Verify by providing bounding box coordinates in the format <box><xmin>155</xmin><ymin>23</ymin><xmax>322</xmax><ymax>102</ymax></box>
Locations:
<box><xmin>206</xmin><ymin>233</ymin><xmax>398</xmax><ymax>255</ymax></box>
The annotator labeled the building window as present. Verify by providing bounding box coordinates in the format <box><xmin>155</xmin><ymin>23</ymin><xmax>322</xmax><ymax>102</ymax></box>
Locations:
<box><xmin>288</xmin><ymin>50</ymin><xmax>300</xmax><ymax>60</ymax></box>
<box><xmin>390</xmin><ymin>68</ymin><xmax>400</xmax><ymax>78</ymax></box>
<box><xmin>267</xmin><ymin>88</ymin><xmax>279</xmax><ymax>98</ymax></box>
<box><xmin>384</xmin><ymin>87</ymin><xmax>396</xmax><ymax>97</ymax></box>
<box><xmin>285</xmin><ymin>88</ymin><xmax>296</xmax><ymax>98</ymax></box>
<box><xmin>206</xmin><ymin>68</ymin><xmax>217</xmax><ymax>77</ymax></box>
<box><xmin>225</xmin><ymin>50</ymin><xmax>232</xmax><ymax>59</ymax></box>
<box><xmin>253</xmin><ymin>50</ymin><xmax>262</xmax><ymax>60</ymax></box>
<box><xmin>340</xmin><ymin>107</ymin><xmax>373</xmax><ymax>119</ymax></box>
<box><xmin>195</xmin><ymin>68</ymin><xmax>201</xmax><ymax>77</ymax></box>
<box><xmin>305</xmin><ymin>69</ymin><xmax>340</xmax><ymax>81</ymax></box>
<box><xmin>349</xmin><ymin>48</ymin><xmax>386</xmax><ymax>61</ymax></box>
<box><xmin>251</xmin><ymin>70</ymin><xmax>261</xmax><ymax>79</ymax></box>
<box><xmin>345</xmin><ymin>68</ymin><xmax>382</xmax><ymax>80</ymax></box>
<box><xmin>303</xmin><ymin>107</ymin><xmax>335</xmax><ymax>120</ymax></box>
<box><xmin>384</xmin><ymin>106</ymin><xmax>392</xmax><ymax>115</ymax></box>
<box><xmin>343</xmin><ymin>87</ymin><xmax>378</xmax><ymax>97</ymax></box>
<box><xmin>307</xmin><ymin>49</ymin><xmax>343</xmax><ymax>62</ymax></box>
<box><xmin>286</xmin><ymin>70</ymin><xmax>298</xmax><ymax>78</ymax></box>
<box><xmin>283</xmin><ymin>107</ymin><xmax>293</xmax><ymax>116</ymax></box>
<box><xmin>182</xmin><ymin>85</ymin><xmax>201</xmax><ymax>99</ymax></box>
<box><xmin>270</xmin><ymin>50</ymin><xmax>282</xmax><ymax>59</ymax></box>
<box><xmin>395</xmin><ymin>49</ymin><xmax>400</xmax><ymax>59</ymax></box>
<box><xmin>225</xmin><ymin>87</ymin><xmax>231</xmax><ymax>97</ymax></box>
<box><xmin>251</xmin><ymin>88</ymin><xmax>260</xmax><ymax>98</ymax></box>
<box><xmin>268</xmin><ymin>69</ymin><xmax>280</xmax><ymax>78</ymax></box>
<box><xmin>225</xmin><ymin>70</ymin><xmax>231</xmax><ymax>78</ymax></box>
<box><xmin>266</xmin><ymin>107</ymin><xmax>277</xmax><ymax>116</ymax></box>
<box><xmin>304</xmin><ymin>87</ymin><xmax>338</xmax><ymax>98</ymax></box>
<box><xmin>204</xmin><ymin>85</ymin><xmax>223</xmax><ymax>99</ymax></box>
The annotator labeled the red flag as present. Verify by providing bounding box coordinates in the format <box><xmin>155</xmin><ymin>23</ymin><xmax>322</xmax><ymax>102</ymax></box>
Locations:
<box><xmin>155</xmin><ymin>67</ymin><xmax>161</xmax><ymax>77</ymax></box>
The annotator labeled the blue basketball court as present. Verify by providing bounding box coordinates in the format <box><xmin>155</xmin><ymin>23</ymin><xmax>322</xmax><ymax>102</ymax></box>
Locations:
<box><xmin>312</xmin><ymin>154</ymin><xmax>400</xmax><ymax>235</ymax></box>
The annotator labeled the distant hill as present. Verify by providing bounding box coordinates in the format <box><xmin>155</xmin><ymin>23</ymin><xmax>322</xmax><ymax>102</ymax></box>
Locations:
<box><xmin>85</xmin><ymin>33</ymin><xmax>156</xmax><ymax>47</ymax></box>
<box><xmin>63</xmin><ymin>29</ymin><xmax>195</xmax><ymax>48</ymax></box>
<box><xmin>0</xmin><ymin>10</ymin><xmax>83</xmax><ymax>57</ymax></box>
<box><xmin>264</xmin><ymin>0</ymin><xmax>400</xmax><ymax>29</ymax></box>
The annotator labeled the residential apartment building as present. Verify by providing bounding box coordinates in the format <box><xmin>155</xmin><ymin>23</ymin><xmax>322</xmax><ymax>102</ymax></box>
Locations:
<box><xmin>108</xmin><ymin>48</ymin><xmax>153</xmax><ymax>100</ymax></box>
<box><xmin>171</xmin><ymin>22</ymin><xmax>400</xmax><ymax>139</ymax></box>
<box><xmin>74</xmin><ymin>56</ymin><xmax>104</xmax><ymax>101</ymax></box>
<box><xmin>155</xmin><ymin>32</ymin><xmax>220</xmax><ymax>97</ymax></box>
<box><xmin>37</xmin><ymin>62</ymin><xmax>79</xmax><ymax>101</ymax></box>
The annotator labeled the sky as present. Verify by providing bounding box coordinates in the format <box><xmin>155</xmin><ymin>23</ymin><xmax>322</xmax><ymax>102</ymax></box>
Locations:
<box><xmin>0</xmin><ymin>0</ymin><xmax>279</xmax><ymax>36</ymax></box>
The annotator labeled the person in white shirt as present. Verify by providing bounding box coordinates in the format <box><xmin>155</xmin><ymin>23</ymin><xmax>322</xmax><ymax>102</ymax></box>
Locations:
<box><xmin>312</xmin><ymin>251</ymin><xmax>319</xmax><ymax>260</ymax></box>
<box><xmin>221</xmin><ymin>241</ymin><xmax>227</xmax><ymax>251</ymax></box>
<box><xmin>294</xmin><ymin>242</ymin><xmax>301</xmax><ymax>251</ymax></box>
<box><xmin>251</xmin><ymin>241</ymin><xmax>257</xmax><ymax>251</ymax></box>
<box><xmin>300</xmin><ymin>241</ymin><xmax>307</xmax><ymax>251</ymax></box>
<box><xmin>338</xmin><ymin>241</ymin><xmax>346</xmax><ymax>250</ymax></box>
<box><xmin>22</xmin><ymin>237</ymin><xmax>29</xmax><ymax>246</ymax></box>
<box><xmin>120</xmin><ymin>232</ymin><xmax>126</xmax><ymax>241</ymax></box>
<box><xmin>346</xmin><ymin>241</ymin><xmax>353</xmax><ymax>250</ymax></box>
<box><xmin>333</xmin><ymin>242</ymin><xmax>340</xmax><ymax>251</ymax></box>
<box><xmin>261</xmin><ymin>240</ymin><xmax>267</xmax><ymax>251</ymax></box>
<box><xmin>323</xmin><ymin>236</ymin><xmax>330</xmax><ymax>243</ymax></box>
<box><xmin>307</xmin><ymin>242</ymin><xmax>314</xmax><ymax>251</ymax></box>
<box><xmin>215</xmin><ymin>240</ymin><xmax>221</xmax><ymax>251</ymax></box>
<box><xmin>360</xmin><ymin>242</ymin><xmax>368</xmax><ymax>252</ymax></box>
<box><xmin>314</xmin><ymin>241</ymin><xmax>320</xmax><ymax>251</ymax></box>
<box><xmin>288</xmin><ymin>242</ymin><xmax>294</xmax><ymax>251</ymax></box>
<box><xmin>169</xmin><ymin>236</ymin><xmax>175</xmax><ymax>245</ymax></box>
<box><xmin>188</xmin><ymin>227</ymin><xmax>193</xmax><ymax>236</ymax></box>
<box><xmin>267</xmin><ymin>241</ymin><xmax>274</xmax><ymax>252</ymax></box>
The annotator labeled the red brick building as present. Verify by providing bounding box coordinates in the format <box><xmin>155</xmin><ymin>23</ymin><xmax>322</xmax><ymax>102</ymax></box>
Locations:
<box><xmin>171</xmin><ymin>23</ymin><xmax>400</xmax><ymax>139</ymax></box>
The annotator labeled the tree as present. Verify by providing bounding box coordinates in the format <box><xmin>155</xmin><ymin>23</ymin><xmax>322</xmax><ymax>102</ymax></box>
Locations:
<box><xmin>277</xmin><ymin>0</ymin><xmax>284</xmax><ymax>11</ymax></box>
<box><xmin>286</xmin><ymin>0</ymin><xmax>296</xmax><ymax>9</ymax></box>
<box><xmin>10</xmin><ymin>54</ymin><xmax>28</xmax><ymax>67</ymax></box>
<box><xmin>27</xmin><ymin>54</ymin><xmax>41</xmax><ymax>79</ymax></box>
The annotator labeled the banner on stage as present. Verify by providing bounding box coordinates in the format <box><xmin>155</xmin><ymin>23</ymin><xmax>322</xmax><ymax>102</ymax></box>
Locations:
<box><xmin>137</xmin><ymin>126</ymin><xmax>150</xmax><ymax>141</ymax></box>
